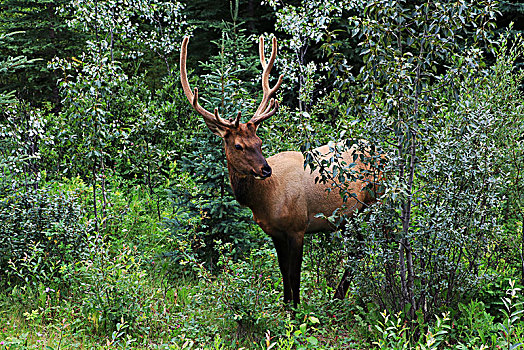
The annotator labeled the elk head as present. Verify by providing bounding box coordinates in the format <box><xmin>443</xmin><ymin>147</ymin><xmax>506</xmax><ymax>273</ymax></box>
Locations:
<box><xmin>180</xmin><ymin>36</ymin><xmax>283</xmax><ymax>179</ymax></box>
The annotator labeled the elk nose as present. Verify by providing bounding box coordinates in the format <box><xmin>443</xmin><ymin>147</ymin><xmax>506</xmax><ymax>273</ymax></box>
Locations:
<box><xmin>261</xmin><ymin>164</ymin><xmax>272</xmax><ymax>178</ymax></box>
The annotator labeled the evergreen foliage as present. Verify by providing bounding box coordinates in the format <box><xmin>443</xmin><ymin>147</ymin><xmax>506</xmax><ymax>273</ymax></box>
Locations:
<box><xmin>0</xmin><ymin>0</ymin><xmax>82</xmax><ymax>105</ymax></box>
<box><xmin>166</xmin><ymin>20</ymin><xmax>260</xmax><ymax>271</ymax></box>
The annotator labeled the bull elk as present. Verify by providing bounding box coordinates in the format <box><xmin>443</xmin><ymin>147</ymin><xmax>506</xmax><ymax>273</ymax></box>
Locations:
<box><xmin>180</xmin><ymin>36</ymin><xmax>380</xmax><ymax>307</ymax></box>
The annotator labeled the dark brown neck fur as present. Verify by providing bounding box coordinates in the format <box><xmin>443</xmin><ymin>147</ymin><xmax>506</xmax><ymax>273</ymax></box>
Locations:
<box><xmin>227</xmin><ymin>163</ymin><xmax>256</xmax><ymax>207</ymax></box>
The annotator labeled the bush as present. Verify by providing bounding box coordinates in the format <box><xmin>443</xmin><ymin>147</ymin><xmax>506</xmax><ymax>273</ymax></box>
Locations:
<box><xmin>215</xmin><ymin>241</ymin><xmax>282</xmax><ymax>339</ymax></box>
<box><xmin>75</xmin><ymin>235</ymin><xmax>139</xmax><ymax>335</ymax></box>
<box><xmin>0</xmin><ymin>178</ymin><xmax>91</xmax><ymax>289</ymax></box>
<box><xmin>74</xmin><ymin>234</ymin><xmax>172</xmax><ymax>337</ymax></box>
<box><xmin>317</xmin><ymin>3</ymin><xmax>524</xmax><ymax>323</ymax></box>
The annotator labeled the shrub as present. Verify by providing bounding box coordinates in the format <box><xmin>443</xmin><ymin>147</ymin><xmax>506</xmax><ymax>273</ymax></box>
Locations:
<box><xmin>313</xmin><ymin>2</ymin><xmax>524</xmax><ymax>323</ymax></box>
<box><xmin>0</xmin><ymin>178</ymin><xmax>91</xmax><ymax>289</ymax></box>
<box><xmin>74</xmin><ymin>234</ymin><xmax>162</xmax><ymax>336</ymax></box>
<box><xmin>215</xmin><ymin>241</ymin><xmax>282</xmax><ymax>339</ymax></box>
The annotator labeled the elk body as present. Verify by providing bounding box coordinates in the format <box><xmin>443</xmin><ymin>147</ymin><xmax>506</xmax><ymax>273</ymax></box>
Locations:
<box><xmin>180</xmin><ymin>36</ymin><xmax>379</xmax><ymax>307</ymax></box>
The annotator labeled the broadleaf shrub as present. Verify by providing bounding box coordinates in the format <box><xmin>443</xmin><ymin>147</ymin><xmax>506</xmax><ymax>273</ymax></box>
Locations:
<box><xmin>0</xmin><ymin>178</ymin><xmax>91</xmax><ymax>288</ymax></box>
<box><xmin>75</xmin><ymin>235</ymin><xmax>154</xmax><ymax>335</ymax></box>
<box><xmin>306</xmin><ymin>0</ymin><xmax>524</xmax><ymax>323</ymax></box>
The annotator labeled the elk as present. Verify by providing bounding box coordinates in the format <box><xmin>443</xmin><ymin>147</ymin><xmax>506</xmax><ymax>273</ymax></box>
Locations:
<box><xmin>180</xmin><ymin>36</ymin><xmax>380</xmax><ymax>307</ymax></box>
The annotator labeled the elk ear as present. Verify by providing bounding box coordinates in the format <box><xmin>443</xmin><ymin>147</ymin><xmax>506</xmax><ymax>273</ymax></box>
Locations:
<box><xmin>203</xmin><ymin>119</ymin><xmax>229</xmax><ymax>137</ymax></box>
<box><xmin>247</xmin><ymin>121</ymin><xmax>260</xmax><ymax>133</ymax></box>
<box><xmin>202</xmin><ymin>110</ymin><xmax>241</xmax><ymax>137</ymax></box>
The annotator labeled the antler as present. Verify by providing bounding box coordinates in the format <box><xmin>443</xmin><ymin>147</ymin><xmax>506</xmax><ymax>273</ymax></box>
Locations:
<box><xmin>250</xmin><ymin>36</ymin><xmax>283</xmax><ymax>125</ymax></box>
<box><xmin>180</xmin><ymin>37</ymin><xmax>241</xmax><ymax>133</ymax></box>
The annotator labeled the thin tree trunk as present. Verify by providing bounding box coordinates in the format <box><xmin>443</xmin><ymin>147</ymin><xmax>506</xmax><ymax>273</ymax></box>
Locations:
<box><xmin>110</xmin><ymin>5</ymin><xmax>115</xmax><ymax>62</ymax></box>
<box><xmin>403</xmin><ymin>134</ymin><xmax>417</xmax><ymax>320</ymax></box>
<box><xmin>92</xmin><ymin>164</ymin><xmax>99</xmax><ymax>233</ymax></box>
<box><xmin>100</xmin><ymin>157</ymin><xmax>107</xmax><ymax>229</ymax></box>
<box><xmin>145</xmin><ymin>143</ymin><xmax>161</xmax><ymax>220</ymax></box>
<box><xmin>247</xmin><ymin>0</ymin><xmax>256</xmax><ymax>32</ymax></box>
<box><xmin>399</xmin><ymin>239</ymin><xmax>408</xmax><ymax>310</ymax></box>
<box><xmin>47</xmin><ymin>2</ymin><xmax>60</xmax><ymax>111</ymax></box>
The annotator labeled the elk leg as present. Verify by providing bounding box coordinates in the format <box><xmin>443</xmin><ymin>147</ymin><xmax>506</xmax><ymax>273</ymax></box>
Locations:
<box><xmin>272</xmin><ymin>236</ymin><xmax>292</xmax><ymax>304</ymax></box>
<box><xmin>334</xmin><ymin>230</ymin><xmax>364</xmax><ymax>299</ymax></box>
<box><xmin>334</xmin><ymin>266</ymin><xmax>352</xmax><ymax>299</ymax></box>
<box><xmin>288</xmin><ymin>234</ymin><xmax>304</xmax><ymax>308</ymax></box>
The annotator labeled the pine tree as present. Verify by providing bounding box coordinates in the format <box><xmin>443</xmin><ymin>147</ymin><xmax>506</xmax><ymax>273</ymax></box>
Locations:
<box><xmin>0</xmin><ymin>0</ymin><xmax>82</xmax><ymax>107</ymax></box>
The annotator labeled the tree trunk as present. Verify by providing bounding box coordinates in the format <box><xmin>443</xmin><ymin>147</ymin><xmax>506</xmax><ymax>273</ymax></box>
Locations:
<box><xmin>92</xmin><ymin>164</ymin><xmax>99</xmax><ymax>233</ymax></box>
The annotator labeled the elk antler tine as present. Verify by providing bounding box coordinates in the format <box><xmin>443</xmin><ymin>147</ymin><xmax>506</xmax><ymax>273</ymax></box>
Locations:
<box><xmin>260</xmin><ymin>99</ymin><xmax>274</xmax><ymax>115</ymax></box>
<box><xmin>180</xmin><ymin>37</ymin><xmax>194</xmax><ymax>103</ymax></box>
<box><xmin>192</xmin><ymin>87</ymin><xmax>199</xmax><ymax>107</ymax></box>
<box><xmin>250</xmin><ymin>36</ymin><xmax>282</xmax><ymax>125</ymax></box>
<box><xmin>234</xmin><ymin>111</ymin><xmax>241</xmax><ymax>128</ymax></box>
<box><xmin>267</xmin><ymin>37</ymin><xmax>277</xmax><ymax>71</ymax></box>
<box><xmin>271</xmin><ymin>75</ymin><xmax>284</xmax><ymax>94</ymax></box>
<box><xmin>258</xmin><ymin>100</ymin><xmax>279</xmax><ymax>121</ymax></box>
<box><xmin>259</xmin><ymin>36</ymin><xmax>267</xmax><ymax>69</ymax></box>
<box><xmin>261</xmin><ymin>98</ymin><xmax>274</xmax><ymax>114</ymax></box>
<box><xmin>263</xmin><ymin>98</ymin><xmax>278</xmax><ymax>115</ymax></box>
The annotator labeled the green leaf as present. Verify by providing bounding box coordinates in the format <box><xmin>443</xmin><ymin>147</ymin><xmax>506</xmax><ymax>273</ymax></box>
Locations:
<box><xmin>309</xmin><ymin>316</ymin><xmax>320</xmax><ymax>324</ymax></box>
<box><xmin>306</xmin><ymin>336</ymin><xmax>318</xmax><ymax>346</ymax></box>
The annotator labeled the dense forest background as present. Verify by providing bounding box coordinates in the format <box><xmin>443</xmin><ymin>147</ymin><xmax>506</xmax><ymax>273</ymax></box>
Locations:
<box><xmin>1</xmin><ymin>0</ymin><xmax>524</xmax><ymax>349</ymax></box>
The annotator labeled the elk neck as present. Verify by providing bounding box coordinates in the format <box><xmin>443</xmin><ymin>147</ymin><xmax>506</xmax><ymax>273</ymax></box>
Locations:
<box><xmin>227</xmin><ymin>162</ymin><xmax>273</xmax><ymax>209</ymax></box>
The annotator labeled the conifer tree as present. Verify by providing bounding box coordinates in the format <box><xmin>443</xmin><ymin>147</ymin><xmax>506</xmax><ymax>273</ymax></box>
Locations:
<box><xmin>0</xmin><ymin>0</ymin><xmax>82</xmax><ymax>107</ymax></box>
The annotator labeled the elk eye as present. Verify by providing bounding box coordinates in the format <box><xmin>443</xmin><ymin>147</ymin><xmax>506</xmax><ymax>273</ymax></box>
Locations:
<box><xmin>235</xmin><ymin>144</ymin><xmax>243</xmax><ymax>151</ymax></box>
